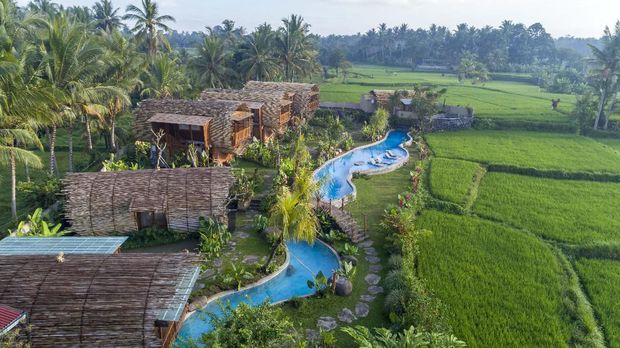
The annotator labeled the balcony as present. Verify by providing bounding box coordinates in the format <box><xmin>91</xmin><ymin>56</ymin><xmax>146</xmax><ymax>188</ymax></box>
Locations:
<box><xmin>279</xmin><ymin>111</ymin><xmax>291</xmax><ymax>126</ymax></box>
<box><xmin>232</xmin><ymin>127</ymin><xmax>251</xmax><ymax>147</ymax></box>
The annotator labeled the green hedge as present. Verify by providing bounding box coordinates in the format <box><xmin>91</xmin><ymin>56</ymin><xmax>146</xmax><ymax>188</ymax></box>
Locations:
<box><xmin>473</xmin><ymin>118</ymin><xmax>577</xmax><ymax>133</ymax></box>
<box><xmin>486</xmin><ymin>164</ymin><xmax>620</xmax><ymax>182</ymax></box>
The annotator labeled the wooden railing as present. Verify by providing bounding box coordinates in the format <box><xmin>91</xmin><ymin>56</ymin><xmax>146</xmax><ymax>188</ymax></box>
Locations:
<box><xmin>308</xmin><ymin>100</ymin><xmax>320</xmax><ymax>110</ymax></box>
<box><xmin>232</xmin><ymin>127</ymin><xmax>251</xmax><ymax>146</ymax></box>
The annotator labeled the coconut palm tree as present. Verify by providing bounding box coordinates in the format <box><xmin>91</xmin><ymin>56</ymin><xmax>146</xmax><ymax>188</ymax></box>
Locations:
<box><xmin>93</xmin><ymin>0</ymin><xmax>123</xmax><ymax>32</ymax></box>
<box><xmin>33</xmin><ymin>15</ymin><xmax>124</xmax><ymax>170</ymax></box>
<box><xmin>588</xmin><ymin>43</ymin><xmax>620</xmax><ymax>130</ymax></box>
<box><xmin>190</xmin><ymin>33</ymin><xmax>234</xmax><ymax>88</ymax></box>
<box><xmin>123</xmin><ymin>0</ymin><xmax>175</xmax><ymax>57</ymax></box>
<box><xmin>142</xmin><ymin>53</ymin><xmax>189</xmax><ymax>99</ymax></box>
<box><xmin>276</xmin><ymin>14</ymin><xmax>315</xmax><ymax>82</ymax></box>
<box><xmin>238</xmin><ymin>25</ymin><xmax>279</xmax><ymax>81</ymax></box>
<box><xmin>100</xmin><ymin>30</ymin><xmax>144</xmax><ymax>150</ymax></box>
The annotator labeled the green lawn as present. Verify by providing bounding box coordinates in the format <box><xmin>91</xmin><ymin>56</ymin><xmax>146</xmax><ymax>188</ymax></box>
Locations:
<box><xmin>574</xmin><ymin>258</ymin><xmax>620</xmax><ymax>347</ymax></box>
<box><xmin>417</xmin><ymin>210</ymin><xmax>573</xmax><ymax>348</ymax></box>
<box><xmin>426</xmin><ymin>130</ymin><xmax>620</xmax><ymax>174</ymax></box>
<box><xmin>320</xmin><ymin>65</ymin><xmax>574</xmax><ymax>123</ymax></box>
<box><xmin>473</xmin><ymin>172</ymin><xmax>620</xmax><ymax>245</ymax></box>
<box><xmin>596</xmin><ymin>138</ymin><xmax>620</xmax><ymax>152</ymax></box>
<box><xmin>428</xmin><ymin>158</ymin><xmax>481</xmax><ymax>205</ymax></box>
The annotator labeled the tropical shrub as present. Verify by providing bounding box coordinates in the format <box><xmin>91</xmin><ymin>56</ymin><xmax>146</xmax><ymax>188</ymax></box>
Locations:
<box><xmin>17</xmin><ymin>175</ymin><xmax>62</xmax><ymax>209</ymax></box>
<box><xmin>120</xmin><ymin>227</ymin><xmax>187</xmax><ymax>249</ymax></box>
<box><xmin>101</xmin><ymin>154</ymin><xmax>139</xmax><ymax>172</ymax></box>
<box><xmin>13</xmin><ymin>208</ymin><xmax>65</xmax><ymax>237</ymax></box>
<box><xmin>340</xmin><ymin>243</ymin><xmax>359</xmax><ymax>256</ymax></box>
<box><xmin>252</xmin><ymin>214</ymin><xmax>268</xmax><ymax>233</ymax></box>
<box><xmin>307</xmin><ymin>270</ymin><xmax>330</xmax><ymax>297</ymax></box>
<box><xmin>337</xmin><ymin>261</ymin><xmax>357</xmax><ymax>280</ymax></box>
<box><xmin>362</xmin><ymin>108</ymin><xmax>390</xmax><ymax>141</ymax></box>
<box><xmin>198</xmin><ymin>301</ymin><xmax>304</xmax><ymax>347</ymax></box>
<box><xmin>221</xmin><ymin>263</ymin><xmax>254</xmax><ymax>291</ymax></box>
<box><xmin>199</xmin><ymin>217</ymin><xmax>231</xmax><ymax>260</ymax></box>
<box><xmin>341</xmin><ymin>325</ymin><xmax>465</xmax><ymax>348</ymax></box>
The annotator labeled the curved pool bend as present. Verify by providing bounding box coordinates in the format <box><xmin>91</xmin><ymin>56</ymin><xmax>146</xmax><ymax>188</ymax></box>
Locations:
<box><xmin>313</xmin><ymin>130</ymin><xmax>412</xmax><ymax>202</ymax></box>
<box><xmin>175</xmin><ymin>240</ymin><xmax>340</xmax><ymax>345</ymax></box>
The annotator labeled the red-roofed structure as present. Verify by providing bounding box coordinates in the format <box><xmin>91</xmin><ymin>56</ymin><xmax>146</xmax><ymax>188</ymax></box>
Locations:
<box><xmin>0</xmin><ymin>304</ymin><xmax>25</xmax><ymax>335</ymax></box>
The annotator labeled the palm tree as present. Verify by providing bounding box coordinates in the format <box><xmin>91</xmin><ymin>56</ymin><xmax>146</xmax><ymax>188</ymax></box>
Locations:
<box><xmin>190</xmin><ymin>34</ymin><xmax>234</xmax><ymax>88</ymax></box>
<box><xmin>93</xmin><ymin>0</ymin><xmax>123</xmax><ymax>32</ymax></box>
<box><xmin>276</xmin><ymin>14</ymin><xmax>315</xmax><ymax>82</ymax></box>
<box><xmin>588</xmin><ymin>40</ymin><xmax>620</xmax><ymax>130</ymax></box>
<box><xmin>27</xmin><ymin>0</ymin><xmax>59</xmax><ymax>16</ymax></box>
<box><xmin>33</xmin><ymin>15</ymin><xmax>123</xmax><ymax>170</ymax></box>
<box><xmin>142</xmin><ymin>53</ymin><xmax>189</xmax><ymax>99</ymax></box>
<box><xmin>100</xmin><ymin>30</ymin><xmax>144</xmax><ymax>150</ymax></box>
<box><xmin>238</xmin><ymin>25</ymin><xmax>279</xmax><ymax>81</ymax></box>
<box><xmin>123</xmin><ymin>0</ymin><xmax>175</xmax><ymax>57</ymax></box>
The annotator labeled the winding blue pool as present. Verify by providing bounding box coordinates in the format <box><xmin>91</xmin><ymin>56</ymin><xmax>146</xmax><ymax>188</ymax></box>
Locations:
<box><xmin>314</xmin><ymin>130</ymin><xmax>411</xmax><ymax>201</ymax></box>
<box><xmin>175</xmin><ymin>240</ymin><xmax>340</xmax><ymax>345</ymax></box>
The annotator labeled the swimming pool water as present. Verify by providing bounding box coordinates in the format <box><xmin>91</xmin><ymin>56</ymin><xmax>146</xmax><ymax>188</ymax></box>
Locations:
<box><xmin>313</xmin><ymin>130</ymin><xmax>411</xmax><ymax>201</ymax></box>
<box><xmin>175</xmin><ymin>240</ymin><xmax>340</xmax><ymax>345</ymax></box>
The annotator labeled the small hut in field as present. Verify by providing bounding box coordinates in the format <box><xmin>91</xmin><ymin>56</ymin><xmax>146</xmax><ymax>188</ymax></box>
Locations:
<box><xmin>0</xmin><ymin>253</ymin><xmax>200</xmax><ymax>347</ymax></box>
<box><xmin>244</xmin><ymin>81</ymin><xmax>320</xmax><ymax>119</ymax></box>
<box><xmin>63</xmin><ymin>167</ymin><xmax>234</xmax><ymax>235</ymax></box>
<box><xmin>200</xmin><ymin>88</ymin><xmax>293</xmax><ymax>141</ymax></box>
<box><xmin>134</xmin><ymin>99</ymin><xmax>253</xmax><ymax>163</ymax></box>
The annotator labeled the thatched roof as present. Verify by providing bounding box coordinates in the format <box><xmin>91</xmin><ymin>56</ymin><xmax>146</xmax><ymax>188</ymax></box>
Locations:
<box><xmin>0</xmin><ymin>253</ymin><xmax>200</xmax><ymax>347</ymax></box>
<box><xmin>200</xmin><ymin>88</ymin><xmax>292</xmax><ymax>130</ymax></box>
<box><xmin>148</xmin><ymin>113</ymin><xmax>212</xmax><ymax>127</ymax></box>
<box><xmin>244</xmin><ymin>81</ymin><xmax>319</xmax><ymax>118</ymax></box>
<box><xmin>134</xmin><ymin>99</ymin><xmax>253</xmax><ymax>153</ymax></box>
<box><xmin>63</xmin><ymin>167</ymin><xmax>234</xmax><ymax>235</ymax></box>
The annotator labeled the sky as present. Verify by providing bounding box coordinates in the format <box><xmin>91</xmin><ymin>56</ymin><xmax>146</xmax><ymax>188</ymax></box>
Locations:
<box><xmin>16</xmin><ymin>0</ymin><xmax>620</xmax><ymax>38</ymax></box>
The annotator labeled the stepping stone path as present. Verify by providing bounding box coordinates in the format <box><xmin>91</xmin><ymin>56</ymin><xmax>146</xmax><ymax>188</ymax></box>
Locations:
<box><xmin>358</xmin><ymin>240</ymin><xmax>374</xmax><ymax>248</ymax></box>
<box><xmin>365</xmin><ymin>274</ymin><xmax>381</xmax><ymax>285</ymax></box>
<box><xmin>213</xmin><ymin>258</ymin><xmax>223</xmax><ymax>267</ymax></box>
<box><xmin>306</xmin><ymin>329</ymin><xmax>319</xmax><ymax>341</ymax></box>
<box><xmin>242</xmin><ymin>255</ymin><xmax>260</xmax><ymax>265</ymax></box>
<box><xmin>369</xmin><ymin>265</ymin><xmax>383</xmax><ymax>273</ymax></box>
<box><xmin>360</xmin><ymin>294</ymin><xmax>376</xmax><ymax>302</ymax></box>
<box><xmin>365</xmin><ymin>255</ymin><xmax>381</xmax><ymax>264</ymax></box>
<box><xmin>364</xmin><ymin>247</ymin><xmax>377</xmax><ymax>256</ymax></box>
<box><xmin>317</xmin><ymin>317</ymin><xmax>338</xmax><ymax>331</ymax></box>
<box><xmin>233</xmin><ymin>232</ymin><xmax>250</xmax><ymax>239</ymax></box>
<box><xmin>338</xmin><ymin>308</ymin><xmax>357</xmax><ymax>323</ymax></box>
<box><xmin>355</xmin><ymin>302</ymin><xmax>370</xmax><ymax>318</ymax></box>
<box><xmin>368</xmin><ymin>286</ymin><xmax>384</xmax><ymax>295</ymax></box>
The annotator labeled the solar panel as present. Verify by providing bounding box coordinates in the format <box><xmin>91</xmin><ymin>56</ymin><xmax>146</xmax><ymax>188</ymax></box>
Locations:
<box><xmin>158</xmin><ymin>266</ymin><xmax>200</xmax><ymax>321</ymax></box>
<box><xmin>0</xmin><ymin>237</ymin><xmax>128</xmax><ymax>255</ymax></box>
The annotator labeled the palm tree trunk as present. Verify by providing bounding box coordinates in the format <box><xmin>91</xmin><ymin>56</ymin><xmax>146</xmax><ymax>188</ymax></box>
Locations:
<box><xmin>605</xmin><ymin>92</ymin><xmax>617</xmax><ymax>130</ymax></box>
<box><xmin>262</xmin><ymin>233</ymin><xmax>284</xmax><ymax>272</ymax></box>
<box><xmin>49</xmin><ymin>125</ymin><xmax>58</xmax><ymax>176</ymax></box>
<box><xmin>10</xmin><ymin>149</ymin><xmax>17</xmax><ymax>220</ymax></box>
<box><xmin>594</xmin><ymin>91</ymin><xmax>606</xmax><ymax>130</ymax></box>
<box><xmin>68</xmin><ymin>123</ymin><xmax>74</xmax><ymax>172</ymax></box>
<box><xmin>110</xmin><ymin>112</ymin><xmax>117</xmax><ymax>152</ymax></box>
<box><xmin>85</xmin><ymin>120</ymin><xmax>93</xmax><ymax>151</ymax></box>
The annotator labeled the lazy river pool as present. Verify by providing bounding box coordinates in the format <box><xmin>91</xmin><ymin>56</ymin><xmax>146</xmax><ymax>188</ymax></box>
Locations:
<box><xmin>175</xmin><ymin>240</ymin><xmax>340</xmax><ymax>345</ymax></box>
<box><xmin>313</xmin><ymin>130</ymin><xmax>412</xmax><ymax>202</ymax></box>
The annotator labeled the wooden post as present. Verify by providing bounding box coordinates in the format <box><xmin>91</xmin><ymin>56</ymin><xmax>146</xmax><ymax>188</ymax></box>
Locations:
<box><xmin>341</xmin><ymin>198</ymin><xmax>345</xmax><ymax>210</ymax></box>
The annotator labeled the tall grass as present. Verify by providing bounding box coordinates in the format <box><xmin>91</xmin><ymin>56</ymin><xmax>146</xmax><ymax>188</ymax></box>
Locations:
<box><xmin>428</xmin><ymin>158</ymin><xmax>481</xmax><ymax>205</ymax></box>
<box><xmin>426</xmin><ymin>130</ymin><xmax>620</xmax><ymax>174</ymax></box>
<box><xmin>474</xmin><ymin>172</ymin><xmax>620</xmax><ymax>245</ymax></box>
<box><xmin>416</xmin><ymin>210</ymin><xmax>574</xmax><ymax>347</ymax></box>
<box><xmin>575</xmin><ymin>258</ymin><xmax>620</xmax><ymax>347</ymax></box>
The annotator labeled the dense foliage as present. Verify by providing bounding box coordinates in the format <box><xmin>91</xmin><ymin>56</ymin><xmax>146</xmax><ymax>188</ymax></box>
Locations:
<box><xmin>199</xmin><ymin>216</ymin><xmax>231</xmax><ymax>260</ymax></box>
<box><xmin>196</xmin><ymin>301</ymin><xmax>303</xmax><ymax>347</ymax></box>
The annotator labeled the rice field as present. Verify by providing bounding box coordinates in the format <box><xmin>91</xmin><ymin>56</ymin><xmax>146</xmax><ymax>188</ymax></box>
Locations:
<box><xmin>473</xmin><ymin>172</ymin><xmax>620</xmax><ymax>245</ymax></box>
<box><xmin>574</xmin><ymin>259</ymin><xmax>620</xmax><ymax>347</ymax></box>
<box><xmin>320</xmin><ymin>65</ymin><xmax>575</xmax><ymax>123</ymax></box>
<box><xmin>426</xmin><ymin>130</ymin><xmax>620</xmax><ymax>174</ymax></box>
<box><xmin>428</xmin><ymin>158</ymin><xmax>481</xmax><ymax>205</ymax></box>
<box><xmin>416</xmin><ymin>210</ymin><xmax>573</xmax><ymax>348</ymax></box>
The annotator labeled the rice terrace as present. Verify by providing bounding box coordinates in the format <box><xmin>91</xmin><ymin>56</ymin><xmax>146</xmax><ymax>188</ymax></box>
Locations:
<box><xmin>1</xmin><ymin>0</ymin><xmax>620</xmax><ymax>347</ymax></box>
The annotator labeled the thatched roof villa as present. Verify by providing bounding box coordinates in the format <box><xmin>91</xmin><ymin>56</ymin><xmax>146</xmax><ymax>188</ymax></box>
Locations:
<box><xmin>200</xmin><ymin>88</ymin><xmax>293</xmax><ymax>140</ymax></box>
<box><xmin>63</xmin><ymin>167</ymin><xmax>234</xmax><ymax>235</ymax></box>
<box><xmin>0</xmin><ymin>253</ymin><xmax>199</xmax><ymax>347</ymax></box>
<box><xmin>134</xmin><ymin>99</ymin><xmax>253</xmax><ymax>163</ymax></box>
<box><xmin>244</xmin><ymin>81</ymin><xmax>320</xmax><ymax>119</ymax></box>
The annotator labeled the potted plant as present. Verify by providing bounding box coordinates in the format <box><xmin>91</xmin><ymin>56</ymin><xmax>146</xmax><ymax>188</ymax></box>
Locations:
<box><xmin>334</xmin><ymin>261</ymin><xmax>356</xmax><ymax>296</ymax></box>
